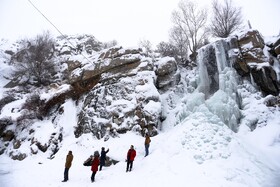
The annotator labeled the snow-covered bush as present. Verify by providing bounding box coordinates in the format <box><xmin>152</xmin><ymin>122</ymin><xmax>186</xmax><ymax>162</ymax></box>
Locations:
<box><xmin>9</xmin><ymin>32</ymin><xmax>56</xmax><ymax>87</ymax></box>
<box><xmin>0</xmin><ymin>95</ymin><xmax>16</xmax><ymax>111</ymax></box>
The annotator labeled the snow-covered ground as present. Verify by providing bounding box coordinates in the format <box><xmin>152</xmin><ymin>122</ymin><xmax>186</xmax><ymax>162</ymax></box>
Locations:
<box><xmin>0</xmin><ymin>98</ymin><xmax>279</xmax><ymax>187</ymax></box>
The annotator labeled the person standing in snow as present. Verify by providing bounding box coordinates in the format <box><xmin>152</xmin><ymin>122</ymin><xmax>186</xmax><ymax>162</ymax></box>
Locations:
<box><xmin>62</xmin><ymin>151</ymin><xmax>73</xmax><ymax>182</ymax></box>
<box><xmin>126</xmin><ymin>145</ymin><xmax>136</xmax><ymax>172</ymax></box>
<box><xmin>144</xmin><ymin>133</ymin><xmax>151</xmax><ymax>157</ymax></box>
<box><xmin>91</xmin><ymin>151</ymin><xmax>100</xmax><ymax>182</ymax></box>
<box><xmin>99</xmin><ymin>147</ymin><xmax>109</xmax><ymax>171</ymax></box>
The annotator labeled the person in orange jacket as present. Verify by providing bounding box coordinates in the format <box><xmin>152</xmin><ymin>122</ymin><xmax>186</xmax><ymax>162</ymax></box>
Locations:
<box><xmin>62</xmin><ymin>151</ymin><xmax>73</xmax><ymax>182</ymax></box>
<box><xmin>144</xmin><ymin>134</ymin><xmax>151</xmax><ymax>157</ymax></box>
<box><xmin>126</xmin><ymin>145</ymin><xmax>136</xmax><ymax>172</ymax></box>
<box><xmin>91</xmin><ymin>151</ymin><xmax>100</xmax><ymax>182</ymax></box>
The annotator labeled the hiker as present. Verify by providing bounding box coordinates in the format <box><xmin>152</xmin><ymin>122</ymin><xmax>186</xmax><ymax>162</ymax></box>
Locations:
<box><xmin>91</xmin><ymin>151</ymin><xmax>100</xmax><ymax>182</ymax></box>
<box><xmin>62</xmin><ymin>151</ymin><xmax>73</xmax><ymax>182</ymax></box>
<box><xmin>126</xmin><ymin>145</ymin><xmax>136</xmax><ymax>172</ymax></box>
<box><xmin>99</xmin><ymin>147</ymin><xmax>109</xmax><ymax>171</ymax></box>
<box><xmin>144</xmin><ymin>133</ymin><xmax>151</xmax><ymax>157</ymax></box>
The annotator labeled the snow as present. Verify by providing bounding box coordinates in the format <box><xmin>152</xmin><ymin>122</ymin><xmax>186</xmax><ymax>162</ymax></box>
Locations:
<box><xmin>143</xmin><ymin>100</ymin><xmax>161</xmax><ymax>115</ymax></box>
<box><xmin>40</xmin><ymin>84</ymin><xmax>71</xmax><ymax>101</ymax></box>
<box><xmin>155</xmin><ymin>56</ymin><xmax>175</xmax><ymax>69</ymax></box>
<box><xmin>0</xmin><ymin>98</ymin><xmax>279</xmax><ymax>187</ymax></box>
<box><xmin>30</xmin><ymin>120</ymin><xmax>56</xmax><ymax>146</ymax></box>
<box><xmin>0</xmin><ymin>40</ymin><xmax>14</xmax><ymax>98</ymax></box>
<box><xmin>1</xmin><ymin>35</ymin><xmax>280</xmax><ymax>187</ymax></box>
<box><xmin>0</xmin><ymin>99</ymin><xmax>25</xmax><ymax>120</ymax></box>
<box><xmin>1</xmin><ymin>69</ymin><xmax>278</xmax><ymax>187</ymax></box>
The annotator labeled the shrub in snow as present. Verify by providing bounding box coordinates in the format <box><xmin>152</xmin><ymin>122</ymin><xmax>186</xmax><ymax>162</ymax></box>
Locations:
<box><xmin>0</xmin><ymin>95</ymin><xmax>16</xmax><ymax>111</ymax></box>
<box><xmin>9</xmin><ymin>151</ymin><xmax>27</xmax><ymax>161</ymax></box>
<box><xmin>22</xmin><ymin>94</ymin><xmax>45</xmax><ymax>120</ymax></box>
<box><xmin>9</xmin><ymin>31</ymin><xmax>56</xmax><ymax>87</ymax></box>
<box><xmin>0</xmin><ymin>123</ymin><xmax>14</xmax><ymax>142</ymax></box>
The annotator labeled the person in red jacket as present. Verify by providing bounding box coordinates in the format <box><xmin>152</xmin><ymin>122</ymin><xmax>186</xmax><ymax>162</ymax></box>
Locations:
<box><xmin>126</xmin><ymin>145</ymin><xmax>136</xmax><ymax>172</ymax></box>
<box><xmin>91</xmin><ymin>151</ymin><xmax>100</xmax><ymax>182</ymax></box>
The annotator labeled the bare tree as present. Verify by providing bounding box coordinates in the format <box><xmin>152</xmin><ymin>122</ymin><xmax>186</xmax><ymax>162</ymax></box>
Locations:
<box><xmin>10</xmin><ymin>31</ymin><xmax>56</xmax><ymax>86</ymax></box>
<box><xmin>138</xmin><ymin>39</ymin><xmax>152</xmax><ymax>55</ymax></box>
<box><xmin>156</xmin><ymin>41</ymin><xmax>177</xmax><ymax>58</ymax></box>
<box><xmin>169</xmin><ymin>26</ymin><xmax>189</xmax><ymax>64</ymax></box>
<box><xmin>103</xmin><ymin>39</ymin><xmax>118</xmax><ymax>49</ymax></box>
<box><xmin>210</xmin><ymin>0</ymin><xmax>243</xmax><ymax>38</ymax></box>
<box><xmin>172</xmin><ymin>0</ymin><xmax>208</xmax><ymax>58</ymax></box>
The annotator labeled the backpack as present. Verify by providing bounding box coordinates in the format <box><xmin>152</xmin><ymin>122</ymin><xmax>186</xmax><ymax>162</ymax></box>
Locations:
<box><xmin>83</xmin><ymin>156</ymin><xmax>93</xmax><ymax>166</ymax></box>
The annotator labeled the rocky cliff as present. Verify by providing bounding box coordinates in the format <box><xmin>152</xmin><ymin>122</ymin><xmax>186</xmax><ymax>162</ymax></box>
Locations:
<box><xmin>0</xmin><ymin>30</ymin><xmax>279</xmax><ymax>160</ymax></box>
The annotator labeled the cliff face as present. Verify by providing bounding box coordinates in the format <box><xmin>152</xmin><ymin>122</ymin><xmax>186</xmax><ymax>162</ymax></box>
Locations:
<box><xmin>198</xmin><ymin>30</ymin><xmax>280</xmax><ymax>97</ymax></box>
<box><xmin>0</xmin><ymin>34</ymin><xmax>180</xmax><ymax>159</ymax></box>
<box><xmin>236</xmin><ymin>30</ymin><xmax>280</xmax><ymax>96</ymax></box>
<box><xmin>195</xmin><ymin>30</ymin><xmax>280</xmax><ymax>132</ymax></box>
<box><xmin>0</xmin><ymin>30</ymin><xmax>279</xmax><ymax>160</ymax></box>
<box><xmin>57</xmin><ymin>41</ymin><xmax>180</xmax><ymax>139</ymax></box>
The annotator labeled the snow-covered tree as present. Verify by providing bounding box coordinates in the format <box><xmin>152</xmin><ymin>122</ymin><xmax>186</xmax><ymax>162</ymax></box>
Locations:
<box><xmin>10</xmin><ymin>31</ymin><xmax>56</xmax><ymax>87</ymax></box>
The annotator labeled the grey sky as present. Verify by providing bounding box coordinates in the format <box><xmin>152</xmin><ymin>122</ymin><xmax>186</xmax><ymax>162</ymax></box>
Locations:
<box><xmin>0</xmin><ymin>0</ymin><xmax>279</xmax><ymax>47</ymax></box>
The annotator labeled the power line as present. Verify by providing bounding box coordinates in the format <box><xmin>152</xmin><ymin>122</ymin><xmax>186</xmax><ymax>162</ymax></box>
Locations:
<box><xmin>27</xmin><ymin>0</ymin><xmax>93</xmax><ymax>64</ymax></box>
<box><xmin>27</xmin><ymin>0</ymin><xmax>65</xmax><ymax>39</ymax></box>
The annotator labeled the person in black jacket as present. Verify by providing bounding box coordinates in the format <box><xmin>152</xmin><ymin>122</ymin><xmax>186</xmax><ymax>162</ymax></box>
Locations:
<box><xmin>99</xmin><ymin>147</ymin><xmax>109</xmax><ymax>171</ymax></box>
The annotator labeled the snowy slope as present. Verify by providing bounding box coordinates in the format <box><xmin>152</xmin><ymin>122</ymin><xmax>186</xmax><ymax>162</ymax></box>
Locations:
<box><xmin>0</xmin><ymin>94</ymin><xmax>279</xmax><ymax>187</ymax></box>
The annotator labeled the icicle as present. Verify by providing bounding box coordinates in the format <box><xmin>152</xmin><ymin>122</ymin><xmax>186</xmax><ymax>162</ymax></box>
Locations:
<box><xmin>197</xmin><ymin>47</ymin><xmax>210</xmax><ymax>96</ymax></box>
<box><xmin>214</xmin><ymin>40</ymin><xmax>229</xmax><ymax>73</ymax></box>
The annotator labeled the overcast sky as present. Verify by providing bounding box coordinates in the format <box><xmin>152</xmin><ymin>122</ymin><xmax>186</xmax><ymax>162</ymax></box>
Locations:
<box><xmin>0</xmin><ymin>0</ymin><xmax>279</xmax><ymax>47</ymax></box>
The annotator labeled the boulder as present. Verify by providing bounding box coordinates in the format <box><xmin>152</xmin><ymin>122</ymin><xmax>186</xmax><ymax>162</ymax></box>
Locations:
<box><xmin>9</xmin><ymin>152</ymin><xmax>27</xmax><ymax>161</ymax></box>
<box><xmin>68</xmin><ymin>47</ymin><xmax>142</xmax><ymax>84</ymax></box>
<box><xmin>232</xmin><ymin>59</ymin><xmax>250</xmax><ymax>76</ymax></box>
<box><xmin>1</xmin><ymin>130</ymin><xmax>15</xmax><ymax>142</ymax></box>
<box><xmin>238</xmin><ymin>30</ymin><xmax>265</xmax><ymax>49</ymax></box>
<box><xmin>155</xmin><ymin>57</ymin><xmax>180</xmax><ymax>90</ymax></box>
<box><xmin>268</xmin><ymin>37</ymin><xmax>280</xmax><ymax>57</ymax></box>
<box><xmin>66</xmin><ymin>60</ymin><xmax>81</xmax><ymax>72</ymax></box>
<box><xmin>250</xmin><ymin>65</ymin><xmax>279</xmax><ymax>96</ymax></box>
<box><xmin>13</xmin><ymin>140</ymin><xmax>21</xmax><ymax>149</ymax></box>
<box><xmin>238</xmin><ymin>30</ymin><xmax>267</xmax><ymax>64</ymax></box>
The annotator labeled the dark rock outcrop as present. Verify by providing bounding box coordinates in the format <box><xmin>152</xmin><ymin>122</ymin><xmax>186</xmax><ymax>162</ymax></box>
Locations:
<box><xmin>236</xmin><ymin>30</ymin><xmax>280</xmax><ymax>96</ymax></box>
<box><xmin>155</xmin><ymin>57</ymin><xmax>180</xmax><ymax>90</ymax></box>
<box><xmin>250</xmin><ymin>65</ymin><xmax>279</xmax><ymax>96</ymax></box>
<box><xmin>238</xmin><ymin>30</ymin><xmax>267</xmax><ymax>64</ymax></box>
<box><xmin>268</xmin><ymin>37</ymin><xmax>280</xmax><ymax>58</ymax></box>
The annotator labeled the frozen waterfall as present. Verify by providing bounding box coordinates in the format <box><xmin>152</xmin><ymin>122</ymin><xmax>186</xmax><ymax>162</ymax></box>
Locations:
<box><xmin>199</xmin><ymin>39</ymin><xmax>241</xmax><ymax>132</ymax></box>
<box><xmin>180</xmin><ymin>38</ymin><xmax>241</xmax><ymax>132</ymax></box>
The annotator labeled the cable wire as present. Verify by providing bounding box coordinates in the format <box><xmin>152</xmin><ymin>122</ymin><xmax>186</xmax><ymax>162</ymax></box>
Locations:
<box><xmin>27</xmin><ymin>0</ymin><xmax>93</xmax><ymax>64</ymax></box>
